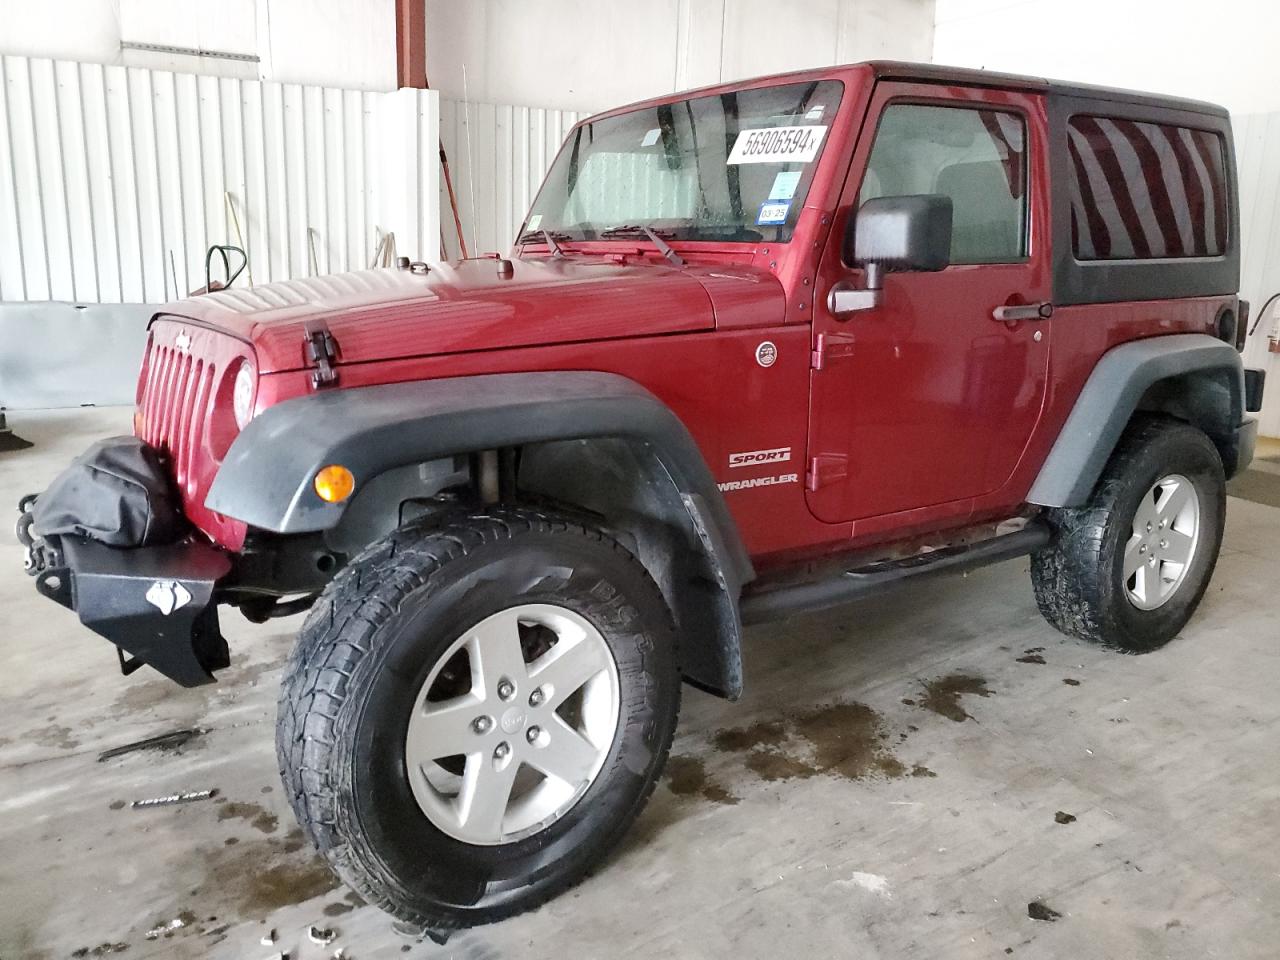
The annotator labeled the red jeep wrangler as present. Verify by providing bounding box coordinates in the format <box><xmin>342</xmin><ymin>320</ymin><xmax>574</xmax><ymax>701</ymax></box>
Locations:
<box><xmin>20</xmin><ymin>61</ymin><xmax>1266</xmax><ymax>930</ymax></box>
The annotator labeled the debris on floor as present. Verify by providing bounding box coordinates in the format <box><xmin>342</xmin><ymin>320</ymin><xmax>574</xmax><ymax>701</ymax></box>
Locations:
<box><xmin>1054</xmin><ymin>811</ymin><xmax>1077</xmax><ymax>825</ymax></box>
<box><xmin>309</xmin><ymin>924</ymin><xmax>337</xmax><ymax>945</ymax></box>
<box><xmin>145</xmin><ymin>913</ymin><xmax>191</xmax><ymax>939</ymax></box>
<box><xmin>131</xmin><ymin>788</ymin><xmax>218</xmax><ymax>808</ymax></box>
<box><xmin>70</xmin><ymin>943</ymin><xmax>129</xmax><ymax>957</ymax></box>
<box><xmin>1027</xmin><ymin>900</ymin><xmax>1063</xmax><ymax>922</ymax></box>
<box><xmin>835</xmin><ymin>871</ymin><xmax>892</xmax><ymax>896</ymax></box>
<box><xmin>392</xmin><ymin>918</ymin><xmax>451</xmax><ymax>945</ymax></box>
<box><xmin>97</xmin><ymin>727</ymin><xmax>204</xmax><ymax>761</ymax></box>
<box><xmin>260</xmin><ymin>928</ymin><xmax>277</xmax><ymax>946</ymax></box>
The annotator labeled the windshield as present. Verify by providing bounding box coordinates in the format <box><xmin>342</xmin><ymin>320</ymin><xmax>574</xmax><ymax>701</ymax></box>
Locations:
<box><xmin>521</xmin><ymin>79</ymin><xmax>844</xmax><ymax>245</ymax></box>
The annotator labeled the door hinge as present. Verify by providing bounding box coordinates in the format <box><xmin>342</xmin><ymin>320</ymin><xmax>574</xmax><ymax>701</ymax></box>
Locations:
<box><xmin>304</xmin><ymin>320</ymin><xmax>339</xmax><ymax>388</ymax></box>
<box><xmin>810</xmin><ymin>331</ymin><xmax>856</xmax><ymax>370</ymax></box>
<box><xmin>807</xmin><ymin>453</ymin><xmax>849</xmax><ymax>491</ymax></box>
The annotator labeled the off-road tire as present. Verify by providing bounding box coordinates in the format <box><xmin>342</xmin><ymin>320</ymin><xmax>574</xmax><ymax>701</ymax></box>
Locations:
<box><xmin>276</xmin><ymin>507</ymin><xmax>681</xmax><ymax>930</ymax></box>
<box><xmin>1031</xmin><ymin>416</ymin><xmax>1226</xmax><ymax>652</ymax></box>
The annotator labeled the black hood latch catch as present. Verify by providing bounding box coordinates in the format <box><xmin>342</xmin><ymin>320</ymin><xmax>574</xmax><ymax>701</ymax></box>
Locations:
<box><xmin>304</xmin><ymin>320</ymin><xmax>339</xmax><ymax>388</ymax></box>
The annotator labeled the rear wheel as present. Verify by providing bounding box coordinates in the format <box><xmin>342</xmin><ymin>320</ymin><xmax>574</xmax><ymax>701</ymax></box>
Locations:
<box><xmin>276</xmin><ymin>508</ymin><xmax>680</xmax><ymax>929</ymax></box>
<box><xmin>1031</xmin><ymin>417</ymin><xmax>1226</xmax><ymax>652</ymax></box>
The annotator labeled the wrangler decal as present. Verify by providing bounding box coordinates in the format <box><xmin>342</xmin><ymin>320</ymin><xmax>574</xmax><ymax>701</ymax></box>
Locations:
<box><xmin>717</xmin><ymin>473</ymin><xmax>799</xmax><ymax>492</ymax></box>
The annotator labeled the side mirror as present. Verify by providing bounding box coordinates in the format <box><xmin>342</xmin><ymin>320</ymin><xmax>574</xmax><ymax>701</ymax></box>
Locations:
<box><xmin>830</xmin><ymin>194</ymin><xmax>953</xmax><ymax>316</ymax></box>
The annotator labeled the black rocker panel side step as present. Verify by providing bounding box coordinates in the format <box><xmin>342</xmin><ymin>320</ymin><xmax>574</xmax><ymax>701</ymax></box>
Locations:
<box><xmin>739</xmin><ymin>522</ymin><xmax>1052</xmax><ymax>626</ymax></box>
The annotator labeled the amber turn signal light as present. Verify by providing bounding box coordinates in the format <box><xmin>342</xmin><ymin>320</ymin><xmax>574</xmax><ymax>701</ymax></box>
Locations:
<box><xmin>314</xmin><ymin>465</ymin><xmax>356</xmax><ymax>503</ymax></box>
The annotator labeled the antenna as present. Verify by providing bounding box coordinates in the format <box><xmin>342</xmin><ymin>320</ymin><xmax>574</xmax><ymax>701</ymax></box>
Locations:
<box><xmin>462</xmin><ymin>64</ymin><xmax>479</xmax><ymax>258</ymax></box>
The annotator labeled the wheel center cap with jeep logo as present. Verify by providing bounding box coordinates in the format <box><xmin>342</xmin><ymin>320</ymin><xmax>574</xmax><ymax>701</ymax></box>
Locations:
<box><xmin>500</xmin><ymin>706</ymin><xmax>528</xmax><ymax>734</ymax></box>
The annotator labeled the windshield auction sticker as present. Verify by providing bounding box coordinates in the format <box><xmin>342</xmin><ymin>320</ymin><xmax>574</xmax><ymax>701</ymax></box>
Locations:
<box><xmin>728</xmin><ymin>125</ymin><xmax>827</xmax><ymax>164</ymax></box>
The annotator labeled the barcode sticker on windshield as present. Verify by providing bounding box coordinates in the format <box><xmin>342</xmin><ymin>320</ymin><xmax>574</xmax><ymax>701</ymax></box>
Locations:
<box><xmin>727</xmin><ymin>125</ymin><xmax>827</xmax><ymax>164</ymax></box>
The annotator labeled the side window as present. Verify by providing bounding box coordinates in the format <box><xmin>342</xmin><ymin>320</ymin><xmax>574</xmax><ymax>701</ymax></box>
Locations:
<box><xmin>858</xmin><ymin>104</ymin><xmax>1028</xmax><ymax>264</ymax></box>
<box><xmin>1066</xmin><ymin>115</ymin><xmax>1228</xmax><ymax>260</ymax></box>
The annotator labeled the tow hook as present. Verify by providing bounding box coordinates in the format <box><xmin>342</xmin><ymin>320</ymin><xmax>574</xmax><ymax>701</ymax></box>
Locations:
<box><xmin>16</xmin><ymin>493</ymin><xmax>43</xmax><ymax>574</ymax></box>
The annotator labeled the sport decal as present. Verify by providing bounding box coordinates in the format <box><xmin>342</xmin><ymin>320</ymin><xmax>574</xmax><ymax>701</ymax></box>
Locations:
<box><xmin>729</xmin><ymin>447</ymin><xmax>791</xmax><ymax>469</ymax></box>
<box><xmin>727</xmin><ymin>125</ymin><xmax>828</xmax><ymax>164</ymax></box>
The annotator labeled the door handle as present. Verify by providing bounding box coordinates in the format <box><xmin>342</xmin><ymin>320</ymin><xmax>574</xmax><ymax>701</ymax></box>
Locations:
<box><xmin>992</xmin><ymin>302</ymin><xmax>1053</xmax><ymax>322</ymax></box>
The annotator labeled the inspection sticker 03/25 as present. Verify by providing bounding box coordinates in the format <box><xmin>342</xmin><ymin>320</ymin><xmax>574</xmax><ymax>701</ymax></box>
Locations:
<box><xmin>757</xmin><ymin>200</ymin><xmax>790</xmax><ymax>225</ymax></box>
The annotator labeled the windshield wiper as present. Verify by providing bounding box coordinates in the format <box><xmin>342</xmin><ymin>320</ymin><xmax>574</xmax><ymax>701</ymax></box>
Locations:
<box><xmin>598</xmin><ymin>224</ymin><xmax>684</xmax><ymax>267</ymax></box>
<box><xmin>516</xmin><ymin>228</ymin><xmax>575</xmax><ymax>256</ymax></box>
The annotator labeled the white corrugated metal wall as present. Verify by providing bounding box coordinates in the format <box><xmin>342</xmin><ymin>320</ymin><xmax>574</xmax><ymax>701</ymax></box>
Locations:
<box><xmin>0</xmin><ymin>54</ymin><xmax>439</xmax><ymax>304</ymax></box>
<box><xmin>438</xmin><ymin>98</ymin><xmax>580</xmax><ymax>258</ymax></box>
<box><xmin>1234</xmin><ymin>112</ymin><xmax>1280</xmax><ymax>437</ymax></box>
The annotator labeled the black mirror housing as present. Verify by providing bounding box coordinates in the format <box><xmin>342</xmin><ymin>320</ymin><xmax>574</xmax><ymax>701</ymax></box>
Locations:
<box><xmin>849</xmin><ymin>194</ymin><xmax>953</xmax><ymax>283</ymax></box>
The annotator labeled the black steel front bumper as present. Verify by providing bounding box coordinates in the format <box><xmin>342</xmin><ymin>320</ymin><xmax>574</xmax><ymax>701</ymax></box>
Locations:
<box><xmin>21</xmin><ymin>505</ymin><xmax>232</xmax><ymax>687</ymax></box>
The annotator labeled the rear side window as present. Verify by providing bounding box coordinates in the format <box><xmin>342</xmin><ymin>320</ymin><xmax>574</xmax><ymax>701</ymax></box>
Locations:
<box><xmin>1066</xmin><ymin>116</ymin><xmax>1228</xmax><ymax>260</ymax></box>
<box><xmin>858</xmin><ymin>103</ymin><xmax>1028</xmax><ymax>264</ymax></box>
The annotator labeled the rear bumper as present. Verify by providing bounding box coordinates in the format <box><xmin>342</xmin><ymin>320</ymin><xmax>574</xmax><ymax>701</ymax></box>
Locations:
<box><xmin>21</xmin><ymin>507</ymin><xmax>232</xmax><ymax>688</ymax></box>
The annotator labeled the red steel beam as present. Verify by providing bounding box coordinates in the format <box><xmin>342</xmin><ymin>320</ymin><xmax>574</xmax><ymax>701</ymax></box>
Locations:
<box><xmin>396</xmin><ymin>0</ymin><xmax>427</xmax><ymax>88</ymax></box>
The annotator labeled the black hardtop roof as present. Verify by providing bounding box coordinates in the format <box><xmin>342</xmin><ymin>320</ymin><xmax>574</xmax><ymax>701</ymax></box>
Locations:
<box><xmin>868</xmin><ymin>61</ymin><xmax>1229</xmax><ymax>118</ymax></box>
<box><xmin>584</xmin><ymin>60</ymin><xmax>1229</xmax><ymax>127</ymax></box>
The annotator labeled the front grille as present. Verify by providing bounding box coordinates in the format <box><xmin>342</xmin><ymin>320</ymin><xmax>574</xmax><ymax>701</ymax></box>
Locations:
<box><xmin>139</xmin><ymin>343</ymin><xmax>216</xmax><ymax>496</ymax></box>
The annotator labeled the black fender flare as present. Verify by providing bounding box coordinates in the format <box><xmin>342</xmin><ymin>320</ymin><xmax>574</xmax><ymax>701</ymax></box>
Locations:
<box><xmin>207</xmin><ymin>370</ymin><xmax>754</xmax><ymax>698</ymax></box>
<box><xmin>1027</xmin><ymin>333</ymin><xmax>1247</xmax><ymax>508</ymax></box>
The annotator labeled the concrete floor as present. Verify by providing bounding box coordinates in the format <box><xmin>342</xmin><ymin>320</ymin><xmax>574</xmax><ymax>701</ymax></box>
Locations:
<box><xmin>2</xmin><ymin>409</ymin><xmax>1278</xmax><ymax>960</ymax></box>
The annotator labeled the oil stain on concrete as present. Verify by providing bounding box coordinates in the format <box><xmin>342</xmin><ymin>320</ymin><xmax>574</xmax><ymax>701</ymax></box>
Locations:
<box><xmin>215</xmin><ymin>797</ymin><xmax>280</xmax><ymax>834</ymax></box>
<box><xmin>713</xmin><ymin>701</ymin><xmax>930</xmax><ymax>784</ymax></box>
<box><xmin>319</xmin><ymin>890</ymin><xmax>367</xmax><ymax>917</ymax></box>
<box><xmin>663</xmin><ymin>755</ymin><xmax>739</xmax><ymax>805</ymax></box>
<box><xmin>29</xmin><ymin>723</ymin><xmax>80</xmax><ymax>751</ymax></box>
<box><xmin>917</xmin><ymin>673</ymin><xmax>994</xmax><ymax>722</ymax></box>
<box><xmin>189</xmin><ymin>827</ymin><xmax>340</xmax><ymax>921</ymax></box>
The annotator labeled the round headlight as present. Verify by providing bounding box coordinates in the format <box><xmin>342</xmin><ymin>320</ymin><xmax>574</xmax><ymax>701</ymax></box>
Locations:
<box><xmin>233</xmin><ymin>359</ymin><xmax>257</xmax><ymax>429</ymax></box>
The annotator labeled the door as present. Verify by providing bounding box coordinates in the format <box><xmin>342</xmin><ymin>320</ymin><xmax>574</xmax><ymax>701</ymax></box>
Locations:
<box><xmin>806</xmin><ymin>82</ymin><xmax>1052</xmax><ymax>524</ymax></box>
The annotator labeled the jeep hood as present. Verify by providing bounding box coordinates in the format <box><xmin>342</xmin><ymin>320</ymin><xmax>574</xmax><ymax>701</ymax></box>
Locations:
<box><xmin>161</xmin><ymin>258</ymin><xmax>784</xmax><ymax>373</ymax></box>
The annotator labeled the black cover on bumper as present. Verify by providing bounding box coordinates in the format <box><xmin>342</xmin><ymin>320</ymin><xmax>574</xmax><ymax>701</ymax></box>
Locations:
<box><xmin>32</xmin><ymin>435</ymin><xmax>184</xmax><ymax>547</ymax></box>
<box><xmin>34</xmin><ymin>537</ymin><xmax>232</xmax><ymax>687</ymax></box>
<box><xmin>23</xmin><ymin>436</ymin><xmax>231</xmax><ymax>687</ymax></box>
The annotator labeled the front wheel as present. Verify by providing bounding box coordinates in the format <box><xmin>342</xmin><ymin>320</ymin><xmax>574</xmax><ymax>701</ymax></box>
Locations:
<box><xmin>276</xmin><ymin>508</ymin><xmax>680</xmax><ymax>930</ymax></box>
<box><xmin>1031</xmin><ymin>417</ymin><xmax>1226</xmax><ymax>652</ymax></box>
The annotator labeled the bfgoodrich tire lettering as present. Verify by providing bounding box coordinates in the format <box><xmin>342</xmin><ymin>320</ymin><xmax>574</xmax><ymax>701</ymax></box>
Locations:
<box><xmin>276</xmin><ymin>508</ymin><xmax>680</xmax><ymax>929</ymax></box>
<box><xmin>1031</xmin><ymin>417</ymin><xmax>1226</xmax><ymax>652</ymax></box>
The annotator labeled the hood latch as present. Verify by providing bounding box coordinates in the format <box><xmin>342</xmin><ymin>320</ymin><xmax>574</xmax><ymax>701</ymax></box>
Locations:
<box><xmin>304</xmin><ymin>320</ymin><xmax>339</xmax><ymax>388</ymax></box>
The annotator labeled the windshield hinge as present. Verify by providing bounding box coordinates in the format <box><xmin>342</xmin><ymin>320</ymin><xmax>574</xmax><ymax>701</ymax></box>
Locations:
<box><xmin>810</xmin><ymin>331</ymin><xmax>856</xmax><ymax>370</ymax></box>
<box><xmin>304</xmin><ymin>320</ymin><xmax>339</xmax><ymax>388</ymax></box>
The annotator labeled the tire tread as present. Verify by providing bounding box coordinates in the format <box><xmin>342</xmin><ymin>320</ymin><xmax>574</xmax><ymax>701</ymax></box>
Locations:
<box><xmin>276</xmin><ymin>506</ymin><xmax>678</xmax><ymax>930</ymax></box>
<box><xmin>1031</xmin><ymin>415</ymin><xmax>1225</xmax><ymax>652</ymax></box>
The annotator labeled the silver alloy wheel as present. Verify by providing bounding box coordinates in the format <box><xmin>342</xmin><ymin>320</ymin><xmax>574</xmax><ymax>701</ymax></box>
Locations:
<box><xmin>1123</xmin><ymin>473</ymin><xmax>1201</xmax><ymax>611</ymax></box>
<box><xmin>404</xmin><ymin>603</ymin><xmax>621</xmax><ymax>845</ymax></box>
